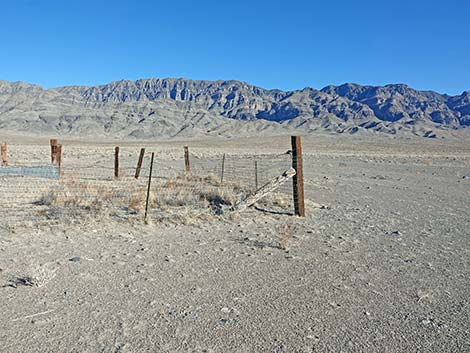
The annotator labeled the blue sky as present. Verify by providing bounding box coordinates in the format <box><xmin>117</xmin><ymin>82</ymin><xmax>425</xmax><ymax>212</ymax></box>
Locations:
<box><xmin>0</xmin><ymin>0</ymin><xmax>469</xmax><ymax>95</ymax></box>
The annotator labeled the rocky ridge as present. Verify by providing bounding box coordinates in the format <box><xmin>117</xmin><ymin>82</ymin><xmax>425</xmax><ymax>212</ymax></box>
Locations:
<box><xmin>0</xmin><ymin>78</ymin><xmax>468</xmax><ymax>138</ymax></box>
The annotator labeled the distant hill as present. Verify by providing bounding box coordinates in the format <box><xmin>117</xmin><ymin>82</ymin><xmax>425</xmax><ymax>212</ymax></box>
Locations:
<box><xmin>0</xmin><ymin>78</ymin><xmax>468</xmax><ymax>139</ymax></box>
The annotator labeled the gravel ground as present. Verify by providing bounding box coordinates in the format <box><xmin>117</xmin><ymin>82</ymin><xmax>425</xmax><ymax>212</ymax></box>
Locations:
<box><xmin>0</xmin><ymin>135</ymin><xmax>469</xmax><ymax>352</ymax></box>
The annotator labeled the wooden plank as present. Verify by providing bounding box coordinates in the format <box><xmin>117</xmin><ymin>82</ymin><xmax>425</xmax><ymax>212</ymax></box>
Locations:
<box><xmin>291</xmin><ymin>136</ymin><xmax>305</xmax><ymax>217</ymax></box>
<box><xmin>135</xmin><ymin>148</ymin><xmax>145</xmax><ymax>179</ymax></box>
<box><xmin>230</xmin><ymin>168</ymin><xmax>296</xmax><ymax>213</ymax></box>
<box><xmin>145</xmin><ymin>152</ymin><xmax>155</xmax><ymax>221</ymax></box>
<box><xmin>184</xmin><ymin>146</ymin><xmax>190</xmax><ymax>173</ymax></box>
<box><xmin>114</xmin><ymin>146</ymin><xmax>120</xmax><ymax>179</ymax></box>
<box><xmin>50</xmin><ymin>139</ymin><xmax>58</xmax><ymax>164</ymax></box>
<box><xmin>1</xmin><ymin>143</ymin><xmax>7</xmax><ymax>167</ymax></box>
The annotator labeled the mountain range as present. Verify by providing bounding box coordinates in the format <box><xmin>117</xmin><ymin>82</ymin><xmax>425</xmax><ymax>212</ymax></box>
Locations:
<box><xmin>0</xmin><ymin>78</ymin><xmax>469</xmax><ymax>139</ymax></box>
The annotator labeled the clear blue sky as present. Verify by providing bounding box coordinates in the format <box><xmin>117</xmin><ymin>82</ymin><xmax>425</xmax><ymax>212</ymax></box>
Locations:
<box><xmin>1</xmin><ymin>0</ymin><xmax>469</xmax><ymax>95</ymax></box>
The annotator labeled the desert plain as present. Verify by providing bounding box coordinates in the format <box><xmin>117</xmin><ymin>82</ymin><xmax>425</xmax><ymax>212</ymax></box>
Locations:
<box><xmin>0</xmin><ymin>134</ymin><xmax>469</xmax><ymax>352</ymax></box>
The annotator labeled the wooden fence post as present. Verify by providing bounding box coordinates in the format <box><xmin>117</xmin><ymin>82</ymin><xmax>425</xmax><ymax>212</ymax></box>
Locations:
<box><xmin>184</xmin><ymin>146</ymin><xmax>190</xmax><ymax>174</ymax></box>
<box><xmin>50</xmin><ymin>139</ymin><xmax>58</xmax><ymax>164</ymax></box>
<box><xmin>1</xmin><ymin>143</ymin><xmax>7</xmax><ymax>167</ymax></box>
<box><xmin>291</xmin><ymin>136</ymin><xmax>305</xmax><ymax>217</ymax></box>
<box><xmin>56</xmin><ymin>144</ymin><xmax>62</xmax><ymax>176</ymax></box>
<box><xmin>135</xmin><ymin>148</ymin><xmax>145</xmax><ymax>179</ymax></box>
<box><xmin>145</xmin><ymin>152</ymin><xmax>155</xmax><ymax>221</ymax></box>
<box><xmin>220</xmin><ymin>153</ymin><xmax>226</xmax><ymax>183</ymax></box>
<box><xmin>114</xmin><ymin>146</ymin><xmax>120</xmax><ymax>179</ymax></box>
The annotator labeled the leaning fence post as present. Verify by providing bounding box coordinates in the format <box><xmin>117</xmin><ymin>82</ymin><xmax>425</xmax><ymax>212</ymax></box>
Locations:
<box><xmin>220</xmin><ymin>153</ymin><xmax>226</xmax><ymax>183</ymax></box>
<box><xmin>50</xmin><ymin>139</ymin><xmax>58</xmax><ymax>164</ymax></box>
<box><xmin>144</xmin><ymin>152</ymin><xmax>155</xmax><ymax>221</ymax></box>
<box><xmin>135</xmin><ymin>148</ymin><xmax>145</xmax><ymax>179</ymax></box>
<box><xmin>1</xmin><ymin>143</ymin><xmax>7</xmax><ymax>167</ymax></box>
<box><xmin>291</xmin><ymin>136</ymin><xmax>305</xmax><ymax>217</ymax></box>
<box><xmin>230</xmin><ymin>168</ymin><xmax>296</xmax><ymax>213</ymax></box>
<box><xmin>184</xmin><ymin>146</ymin><xmax>190</xmax><ymax>174</ymax></box>
<box><xmin>114</xmin><ymin>146</ymin><xmax>120</xmax><ymax>179</ymax></box>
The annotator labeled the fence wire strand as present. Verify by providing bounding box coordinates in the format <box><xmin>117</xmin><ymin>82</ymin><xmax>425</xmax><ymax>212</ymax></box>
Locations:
<box><xmin>1</xmin><ymin>146</ymin><xmax>297</xmax><ymax>228</ymax></box>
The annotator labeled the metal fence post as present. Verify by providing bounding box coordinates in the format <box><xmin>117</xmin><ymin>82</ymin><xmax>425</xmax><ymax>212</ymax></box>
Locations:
<box><xmin>114</xmin><ymin>146</ymin><xmax>119</xmax><ymax>179</ymax></box>
<box><xmin>145</xmin><ymin>152</ymin><xmax>155</xmax><ymax>221</ymax></box>
<box><xmin>291</xmin><ymin>136</ymin><xmax>305</xmax><ymax>217</ymax></box>
<box><xmin>254</xmin><ymin>160</ymin><xmax>258</xmax><ymax>190</ymax></box>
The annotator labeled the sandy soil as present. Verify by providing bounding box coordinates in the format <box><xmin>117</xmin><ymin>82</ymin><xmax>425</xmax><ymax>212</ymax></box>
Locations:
<box><xmin>0</xmin><ymin>135</ymin><xmax>469</xmax><ymax>352</ymax></box>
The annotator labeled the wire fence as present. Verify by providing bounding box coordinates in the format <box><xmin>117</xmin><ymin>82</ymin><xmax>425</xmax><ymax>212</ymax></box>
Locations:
<box><xmin>1</xmin><ymin>144</ymin><xmax>297</xmax><ymax>228</ymax></box>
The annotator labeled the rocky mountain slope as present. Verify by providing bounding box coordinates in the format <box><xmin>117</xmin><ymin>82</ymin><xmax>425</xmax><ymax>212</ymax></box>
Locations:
<box><xmin>0</xmin><ymin>78</ymin><xmax>468</xmax><ymax>139</ymax></box>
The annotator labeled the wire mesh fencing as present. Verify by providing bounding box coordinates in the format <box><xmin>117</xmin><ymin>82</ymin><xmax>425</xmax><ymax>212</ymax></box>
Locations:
<box><xmin>1</xmin><ymin>144</ymin><xmax>298</xmax><ymax>229</ymax></box>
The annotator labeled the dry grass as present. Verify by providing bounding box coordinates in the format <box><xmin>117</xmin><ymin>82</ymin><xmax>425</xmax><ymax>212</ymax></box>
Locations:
<box><xmin>35</xmin><ymin>176</ymin><xmax>145</xmax><ymax>221</ymax></box>
<box><xmin>278</xmin><ymin>223</ymin><xmax>294</xmax><ymax>251</ymax></box>
<box><xmin>33</xmin><ymin>171</ymin><xmax>293</xmax><ymax>225</ymax></box>
<box><xmin>256</xmin><ymin>192</ymin><xmax>292</xmax><ymax>210</ymax></box>
<box><xmin>156</xmin><ymin>173</ymin><xmax>247</xmax><ymax>211</ymax></box>
<box><xmin>128</xmin><ymin>185</ymin><xmax>147</xmax><ymax>212</ymax></box>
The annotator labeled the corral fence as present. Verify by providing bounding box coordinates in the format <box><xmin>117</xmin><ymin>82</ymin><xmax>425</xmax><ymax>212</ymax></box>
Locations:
<box><xmin>0</xmin><ymin>137</ymin><xmax>305</xmax><ymax>227</ymax></box>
